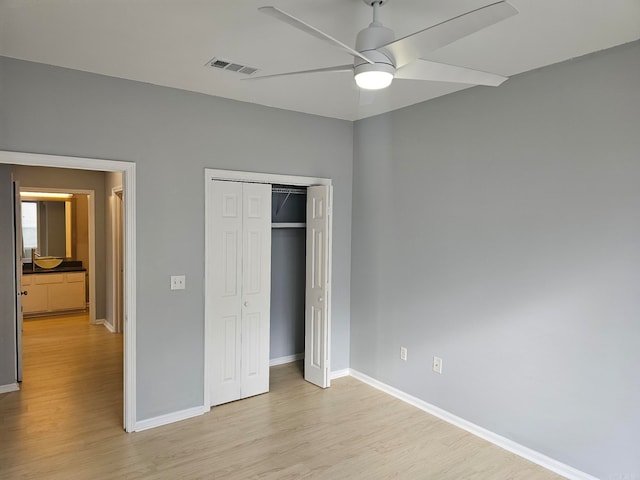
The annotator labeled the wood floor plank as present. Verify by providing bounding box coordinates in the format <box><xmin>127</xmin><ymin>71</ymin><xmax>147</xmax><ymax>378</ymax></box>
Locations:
<box><xmin>0</xmin><ymin>314</ymin><xmax>563</xmax><ymax>479</ymax></box>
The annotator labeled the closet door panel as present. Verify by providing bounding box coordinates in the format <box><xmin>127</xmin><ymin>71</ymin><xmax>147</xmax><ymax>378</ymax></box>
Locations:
<box><xmin>242</xmin><ymin>312</ymin><xmax>261</xmax><ymax>377</ymax></box>
<box><xmin>241</xmin><ymin>183</ymin><xmax>271</xmax><ymax>399</ymax></box>
<box><xmin>305</xmin><ymin>185</ymin><xmax>332</xmax><ymax>389</ymax></box>
<box><xmin>222</xmin><ymin>231</ymin><xmax>239</xmax><ymax>295</ymax></box>
<box><xmin>245</xmin><ymin>230</ymin><xmax>262</xmax><ymax>294</ymax></box>
<box><xmin>210</xmin><ymin>180</ymin><xmax>243</xmax><ymax>406</ymax></box>
<box><xmin>310</xmin><ymin>305</ymin><xmax>324</xmax><ymax>369</ymax></box>
<box><xmin>222</xmin><ymin>315</ymin><xmax>239</xmax><ymax>381</ymax></box>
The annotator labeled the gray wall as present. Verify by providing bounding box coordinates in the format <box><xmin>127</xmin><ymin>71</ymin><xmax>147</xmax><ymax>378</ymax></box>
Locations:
<box><xmin>270</xmin><ymin>229</ymin><xmax>306</xmax><ymax>359</ymax></box>
<box><xmin>0</xmin><ymin>56</ymin><xmax>353</xmax><ymax>419</ymax></box>
<box><xmin>270</xmin><ymin>190</ymin><xmax>306</xmax><ymax>359</ymax></box>
<box><xmin>351</xmin><ymin>41</ymin><xmax>640</xmax><ymax>479</ymax></box>
<box><xmin>12</xmin><ymin>166</ymin><xmax>107</xmax><ymax>319</ymax></box>
<box><xmin>0</xmin><ymin>165</ymin><xmax>16</xmax><ymax>387</ymax></box>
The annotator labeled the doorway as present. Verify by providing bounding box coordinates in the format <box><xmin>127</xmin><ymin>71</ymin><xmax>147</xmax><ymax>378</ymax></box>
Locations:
<box><xmin>15</xmin><ymin>185</ymin><xmax>98</xmax><ymax>393</ymax></box>
<box><xmin>18</xmin><ymin>187</ymin><xmax>97</xmax><ymax>324</ymax></box>
<box><xmin>204</xmin><ymin>169</ymin><xmax>333</xmax><ymax>408</ymax></box>
<box><xmin>0</xmin><ymin>150</ymin><xmax>137</xmax><ymax>432</ymax></box>
<box><xmin>270</xmin><ymin>185</ymin><xmax>307</xmax><ymax>368</ymax></box>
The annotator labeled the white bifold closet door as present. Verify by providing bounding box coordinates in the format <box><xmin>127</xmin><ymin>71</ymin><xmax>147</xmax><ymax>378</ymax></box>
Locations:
<box><xmin>210</xmin><ymin>180</ymin><xmax>271</xmax><ymax>406</ymax></box>
<box><xmin>305</xmin><ymin>185</ymin><xmax>332</xmax><ymax>389</ymax></box>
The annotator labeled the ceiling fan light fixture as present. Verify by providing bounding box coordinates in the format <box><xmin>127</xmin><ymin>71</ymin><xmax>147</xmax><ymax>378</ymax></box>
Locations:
<box><xmin>355</xmin><ymin>70</ymin><xmax>393</xmax><ymax>90</ymax></box>
<box><xmin>354</xmin><ymin>61</ymin><xmax>395</xmax><ymax>90</ymax></box>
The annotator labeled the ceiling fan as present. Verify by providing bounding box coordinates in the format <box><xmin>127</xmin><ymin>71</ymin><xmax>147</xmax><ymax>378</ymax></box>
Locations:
<box><xmin>247</xmin><ymin>0</ymin><xmax>518</xmax><ymax>90</ymax></box>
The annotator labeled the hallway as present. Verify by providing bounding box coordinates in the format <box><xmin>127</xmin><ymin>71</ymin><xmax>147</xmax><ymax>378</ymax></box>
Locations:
<box><xmin>0</xmin><ymin>314</ymin><xmax>123</xmax><ymax>477</ymax></box>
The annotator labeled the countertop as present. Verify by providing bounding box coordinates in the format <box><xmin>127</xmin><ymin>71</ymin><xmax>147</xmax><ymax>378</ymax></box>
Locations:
<box><xmin>22</xmin><ymin>261</ymin><xmax>86</xmax><ymax>275</ymax></box>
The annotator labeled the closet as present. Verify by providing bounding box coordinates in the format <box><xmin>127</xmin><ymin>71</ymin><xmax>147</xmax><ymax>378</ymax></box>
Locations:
<box><xmin>270</xmin><ymin>186</ymin><xmax>307</xmax><ymax>366</ymax></box>
<box><xmin>206</xmin><ymin>172</ymin><xmax>332</xmax><ymax>408</ymax></box>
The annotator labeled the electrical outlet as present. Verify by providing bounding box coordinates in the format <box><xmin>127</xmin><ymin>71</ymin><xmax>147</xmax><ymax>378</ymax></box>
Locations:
<box><xmin>433</xmin><ymin>356</ymin><xmax>442</xmax><ymax>374</ymax></box>
<box><xmin>400</xmin><ymin>347</ymin><xmax>407</xmax><ymax>361</ymax></box>
<box><xmin>170</xmin><ymin>275</ymin><xmax>186</xmax><ymax>290</ymax></box>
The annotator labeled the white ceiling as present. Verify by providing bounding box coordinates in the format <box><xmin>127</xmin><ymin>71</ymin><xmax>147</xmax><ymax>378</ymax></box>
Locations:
<box><xmin>1</xmin><ymin>0</ymin><xmax>639</xmax><ymax>121</ymax></box>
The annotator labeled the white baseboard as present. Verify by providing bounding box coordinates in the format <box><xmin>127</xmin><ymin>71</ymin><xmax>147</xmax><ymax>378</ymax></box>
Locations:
<box><xmin>102</xmin><ymin>320</ymin><xmax>116</xmax><ymax>333</ymax></box>
<box><xmin>270</xmin><ymin>353</ymin><xmax>304</xmax><ymax>366</ymax></box>
<box><xmin>0</xmin><ymin>383</ymin><xmax>20</xmax><ymax>394</ymax></box>
<box><xmin>330</xmin><ymin>368</ymin><xmax>351</xmax><ymax>379</ymax></box>
<box><xmin>349</xmin><ymin>369</ymin><xmax>598</xmax><ymax>480</ymax></box>
<box><xmin>135</xmin><ymin>405</ymin><xmax>209</xmax><ymax>432</ymax></box>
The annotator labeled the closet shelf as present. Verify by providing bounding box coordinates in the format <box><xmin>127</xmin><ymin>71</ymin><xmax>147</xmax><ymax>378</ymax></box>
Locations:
<box><xmin>272</xmin><ymin>222</ymin><xmax>306</xmax><ymax>229</ymax></box>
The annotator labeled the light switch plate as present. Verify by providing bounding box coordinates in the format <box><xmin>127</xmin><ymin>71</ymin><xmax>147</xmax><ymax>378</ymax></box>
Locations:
<box><xmin>400</xmin><ymin>346</ymin><xmax>407</xmax><ymax>361</ymax></box>
<box><xmin>433</xmin><ymin>356</ymin><xmax>442</xmax><ymax>374</ymax></box>
<box><xmin>170</xmin><ymin>275</ymin><xmax>186</xmax><ymax>290</ymax></box>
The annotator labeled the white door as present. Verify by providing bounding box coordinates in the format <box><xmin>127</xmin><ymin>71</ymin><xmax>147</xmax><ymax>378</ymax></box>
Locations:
<box><xmin>305</xmin><ymin>185</ymin><xmax>332</xmax><ymax>388</ymax></box>
<box><xmin>13</xmin><ymin>180</ymin><xmax>24</xmax><ymax>382</ymax></box>
<box><xmin>209</xmin><ymin>180</ymin><xmax>271</xmax><ymax>406</ymax></box>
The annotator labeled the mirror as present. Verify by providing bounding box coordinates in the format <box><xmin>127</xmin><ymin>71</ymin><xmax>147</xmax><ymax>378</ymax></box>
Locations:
<box><xmin>21</xmin><ymin>198</ymin><xmax>73</xmax><ymax>259</ymax></box>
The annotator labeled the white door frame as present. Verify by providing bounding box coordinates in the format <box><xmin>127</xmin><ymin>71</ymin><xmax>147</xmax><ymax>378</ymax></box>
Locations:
<box><xmin>20</xmin><ymin>186</ymin><xmax>97</xmax><ymax>325</ymax></box>
<box><xmin>204</xmin><ymin>168</ymin><xmax>332</xmax><ymax>409</ymax></box>
<box><xmin>0</xmin><ymin>150</ymin><xmax>137</xmax><ymax>433</ymax></box>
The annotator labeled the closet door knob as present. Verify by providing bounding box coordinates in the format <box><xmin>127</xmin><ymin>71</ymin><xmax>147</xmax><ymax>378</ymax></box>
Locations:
<box><xmin>318</xmin><ymin>297</ymin><xmax>323</xmax><ymax>303</ymax></box>
<box><xmin>243</xmin><ymin>301</ymin><xmax>249</xmax><ymax>307</ymax></box>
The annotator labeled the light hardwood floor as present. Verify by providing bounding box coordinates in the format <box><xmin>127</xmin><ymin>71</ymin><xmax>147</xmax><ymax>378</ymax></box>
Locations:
<box><xmin>0</xmin><ymin>314</ymin><xmax>562</xmax><ymax>479</ymax></box>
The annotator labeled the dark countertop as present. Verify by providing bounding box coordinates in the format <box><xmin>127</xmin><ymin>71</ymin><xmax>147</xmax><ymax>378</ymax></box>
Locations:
<box><xmin>23</xmin><ymin>266</ymin><xmax>87</xmax><ymax>275</ymax></box>
<box><xmin>23</xmin><ymin>261</ymin><xmax>86</xmax><ymax>275</ymax></box>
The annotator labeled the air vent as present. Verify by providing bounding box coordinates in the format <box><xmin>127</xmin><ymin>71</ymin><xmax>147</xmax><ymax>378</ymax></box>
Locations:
<box><xmin>206</xmin><ymin>57</ymin><xmax>259</xmax><ymax>76</ymax></box>
<box><xmin>211</xmin><ymin>59</ymin><xmax>230</xmax><ymax>69</ymax></box>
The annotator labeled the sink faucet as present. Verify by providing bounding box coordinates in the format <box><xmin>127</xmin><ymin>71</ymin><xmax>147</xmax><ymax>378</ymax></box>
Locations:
<box><xmin>31</xmin><ymin>248</ymin><xmax>40</xmax><ymax>270</ymax></box>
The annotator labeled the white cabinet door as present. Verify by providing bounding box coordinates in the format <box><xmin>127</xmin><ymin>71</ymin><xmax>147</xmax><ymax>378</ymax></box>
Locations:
<box><xmin>305</xmin><ymin>185</ymin><xmax>332</xmax><ymax>388</ymax></box>
<box><xmin>209</xmin><ymin>180</ymin><xmax>271</xmax><ymax>406</ymax></box>
<box><xmin>48</xmin><ymin>274</ymin><xmax>86</xmax><ymax>311</ymax></box>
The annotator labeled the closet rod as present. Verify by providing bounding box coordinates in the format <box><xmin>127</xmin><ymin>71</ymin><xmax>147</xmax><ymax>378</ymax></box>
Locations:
<box><xmin>272</xmin><ymin>187</ymin><xmax>306</xmax><ymax>195</ymax></box>
<box><xmin>272</xmin><ymin>222</ymin><xmax>306</xmax><ymax>229</ymax></box>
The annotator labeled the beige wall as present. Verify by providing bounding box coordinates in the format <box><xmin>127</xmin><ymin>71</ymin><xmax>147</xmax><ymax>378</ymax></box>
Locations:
<box><xmin>104</xmin><ymin>171</ymin><xmax>123</xmax><ymax>332</ymax></box>
<box><xmin>73</xmin><ymin>194</ymin><xmax>90</xmax><ymax>304</ymax></box>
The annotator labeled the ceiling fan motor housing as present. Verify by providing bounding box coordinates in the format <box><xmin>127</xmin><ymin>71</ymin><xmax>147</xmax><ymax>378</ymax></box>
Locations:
<box><xmin>354</xmin><ymin>23</ymin><xmax>396</xmax><ymax>76</ymax></box>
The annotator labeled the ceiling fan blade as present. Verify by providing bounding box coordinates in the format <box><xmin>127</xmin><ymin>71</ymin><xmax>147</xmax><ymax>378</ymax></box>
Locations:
<box><xmin>380</xmin><ymin>1</ymin><xmax>518</xmax><ymax>68</ymax></box>
<box><xmin>259</xmin><ymin>6</ymin><xmax>374</xmax><ymax>64</ymax></box>
<box><xmin>395</xmin><ymin>59</ymin><xmax>508</xmax><ymax>86</ymax></box>
<box><xmin>243</xmin><ymin>64</ymin><xmax>353</xmax><ymax>81</ymax></box>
